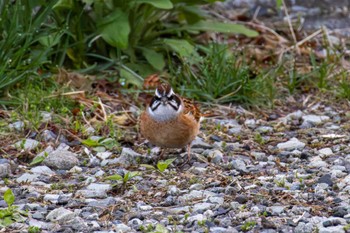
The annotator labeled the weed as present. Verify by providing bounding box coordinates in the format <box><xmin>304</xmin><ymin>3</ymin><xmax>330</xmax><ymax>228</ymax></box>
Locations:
<box><xmin>105</xmin><ymin>171</ymin><xmax>141</xmax><ymax>190</ymax></box>
<box><xmin>254</xmin><ymin>133</ymin><xmax>265</xmax><ymax>145</ymax></box>
<box><xmin>241</xmin><ymin>221</ymin><xmax>256</xmax><ymax>232</ymax></box>
<box><xmin>0</xmin><ymin>189</ymin><xmax>27</xmax><ymax>227</ymax></box>
<box><xmin>28</xmin><ymin>226</ymin><xmax>41</xmax><ymax>233</ymax></box>
<box><xmin>141</xmin><ymin>158</ymin><xmax>176</xmax><ymax>174</ymax></box>
<box><xmin>170</xmin><ymin>44</ymin><xmax>273</xmax><ymax>106</ymax></box>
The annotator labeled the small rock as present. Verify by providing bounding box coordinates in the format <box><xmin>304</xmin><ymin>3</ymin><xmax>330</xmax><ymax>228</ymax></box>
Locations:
<box><xmin>44</xmin><ymin>150</ymin><xmax>79</xmax><ymax>170</ymax></box>
<box><xmin>317</xmin><ymin>174</ymin><xmax>333</xmax><ymax>186</ymax></box>
<box><xmin>256</xmin><ymin>126</ymin><xmax>273</xmax><ymax>134</ymax></box>
<box><xmin>40</xmin><ymin>111</ymin><xmax>52</xmax><ymax>122</ymax></box>
<box><xmin>0</xmin><ymin>163</ymin><xmax>11</xmax><ymax>178</ymax></box>
<box><xmin>42</xmin><ymin>130</ymin><xmax>57</xmax><ymax>142</ymax></box>
<box><xmin>188</xmin><ymin>214</ymin><xmax>206</xmax><ymax>223</ymax></box>
<box><xmin>9</xmin><ymin>121</ymin><xmax>24</xmax><ymax>131</ymax></box>
<box><xmin>277</xmin><ymin>137</ymin><xmax>305</xmax><ymax>151</ymax></box>
<box><xmin>244</xmin><ymin>119</ymin><xmax>256</xmax><ymax>129</ymax></box>
<box><xmin>267</xmin><ymin>206</ymin><xmax>285</xmax><ymax>215</ymax></box>
<box><xmin>69</xmin><ymin>166</ymin><xmax>83</xmax><ymax>173</ymax></box>
<box><xmin>302</xmin><ymin>115</ymin><xmax>330</xmax><ymax>125</ymax></box>
<box><xmin>319</xmin><ymin>148</ymin><xmax>333</xmax><ymax>157</ymax></box>
<box><xmin>309</xmin><ymin>156</ymin><xmax>328</xmax><ymax>168</ymax></box>
<box><xmin>110</xmin><ymin>148</ymin><xmax>148</xmax><ymax>166</ymax></box>
<box><xmin>96</xmin><ymin>151</ymin><xmax>113</xmax><ymax>160</ymax></box>
<box><xmin>31</xmin><ymin>166</ymin><xmax>55</xmax><ymax>175</ymax></box>
<box><xmin>192</xmin><ymin>137</ymin><xmax>212</xmax><ymax>149</ymax></box>
<box><xmin>16</xmin><ymin>173</ymin><xmax>39</xmax><ymax>183</ymax></box>
<box><xmin>193</xmin><ymin>203</ymin><xmax>214</xmax><ymax>213</ymax></box>
<box><xmin>44</xmin><ymin>194</ymin><xmax>60</xmax><ymax>204</ymax></box>
<box><xmin>114</xmin><ymin>223</ymin><xmax>132</xmax><ymax>233</ymax></box>
<box><xmin>235</xmin><ymin>195</ymin><xmax>248</xmax><ymax>204</ymax></box>
<box><xmin>168</xmin><ymin>185</ymin><xmax>179</xmax><ymax>195</ymax></box>
<box><xmin>231</xmin><ymin>159</ymin><xmax>248</xmax><ymax>173</ymax></box>
<box><xmin>46</xmin><ymin>207</ymin><xmax>75</xmax><ymax>223</ymax></box>
<box><xmin>14</xmin><ymin>139</ymin><xmax>39</xmax><ymax>150</ymax></box>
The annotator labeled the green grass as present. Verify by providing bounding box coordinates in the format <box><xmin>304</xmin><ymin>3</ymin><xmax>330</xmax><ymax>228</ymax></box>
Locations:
<box><xmin>169</xmin><ymin>43</ymin><xmax>276</xmax><ymax>106</ymax></box>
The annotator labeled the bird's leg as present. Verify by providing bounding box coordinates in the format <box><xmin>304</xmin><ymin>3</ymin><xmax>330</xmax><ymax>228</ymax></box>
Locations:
<box><xmin>187</xmin><ymin>144</ymin><xmax>192</xmax><ymax>162</ymax></box>
<box><xmin>159</xmin><ymin>148</ymin><xmax>166</xmax><ymax>160</ymax></box>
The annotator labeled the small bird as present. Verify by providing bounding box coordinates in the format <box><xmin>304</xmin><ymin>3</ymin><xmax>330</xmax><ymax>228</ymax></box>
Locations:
<box><xmin>140</xmin><ymin>83</ymin><xmax>200</xmax><ymax>161</ymax></box>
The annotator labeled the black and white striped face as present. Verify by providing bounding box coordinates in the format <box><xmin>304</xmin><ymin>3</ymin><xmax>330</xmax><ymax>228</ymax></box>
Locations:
<box><xmin>147</xmin><ymin>83</ymin><xmax>182</xmax><ymax>122</ymax></box>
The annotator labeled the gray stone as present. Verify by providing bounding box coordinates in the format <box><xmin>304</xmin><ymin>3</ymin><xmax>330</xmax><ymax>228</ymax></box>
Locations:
<box><xmin>294</xmin><ymin>222</ymin><xmax>316</xmax><ymax>233</ymax></box>
<box><xmin>192</xmin><ymin>137</ymin><xmax>212</xmax><ymax>149</ymax></box>
<box><xmin>42</xmin><ymin>130</ymin><xmax>57</xmax><ymax>142</ymax></box>
<box><xmin>31</xmin><ymin>166</ymin><xmax>55</xmax><ymax>175</ymax></box>
<box><xmin>114</xmin><ymin>223</ymin><xmax>132</xmax><ymax>232</ymax></box>
<box><xmin>193</xmin><ymin>203</ymin><xmax>215</xmax><ymax>213</ymax></box>
<box><xmin>244</xmin><ymin>119</ymin><xmax>256</xmax><ymax>129</ymax></box>
<box><xmin>9</xmin><ymin>121</ymin><xmax>24</xmax><ymax>131</ymax></box>
<box><xmin>302</xmin><ymin>115</ymin><xmax>330</xmax><ymax>125</ymax></box>
<box><xmin>179</xmin><ymin>190</ymin><xmax>216</xmax><ymax>202</ymax></box>
<box><xmin>0</xmin><ymin>163</ymin><xmax>11</xmax><ymax>178</ymax></box>
<box><xmin>208</xmin><ymin>196</ymin><xmax>224</xmax><ymax>205</ymax></box>
<box><xmin>69</xmin><ymin>166</ymin><xmax>83</xmax><ymax>173</ymax></box>
<box><xmin>319</xmin><ymin>226</ymin><xmax>345</xmax><ymax>233</ymax></box>
<box><xmin>168</xmin><ymin>185</ymin><xmax>179</xmax><ymax>195</ymax></box>
<box><xmin>319</xmin><ymin>148</ymin><xmax>333</xmax><ymax>156</ymax></box>
<box><xmin>16</xmin><ymin>173</ymin><xmax>39</xmax><ymax>183</ymax></box>
<box><xmin>28</xmin><ymin>219</ymin><xmax>55</xmax><ymax>230</ymax></box>
<box><xmin>87</xmin><ymin>183</ymin><xmax>111</xmax><ymax>192</ymax></box>
<box><xmin>44</xmin><ymin>194</ymin><xmax>60</xmax><ymax>204</ymax></box>
<box><xmin>231</xmin><ymin>159</ymin><xmax>248</xmax><ymax>172</ymax></box>
<box><xmin>207</xmin><ymin>150</ymin><xmax>224</xmax><ymax>164</ymax></box>
<box><xmin>96</xmin><ymin>151</ymin><xmax>113</xmax><ymax>160</ymax></box>
<box><xmin>107</xmin><ymin>147</ymin><xmax>149</xmax><ymax>166</ymax></box>
<box><xmin>67</xmin><ymin>216</ymin><xmax>88</xmax><ymax>231</ymax></box>
<box><xmin>14</xmin><ymin>139</ymin><xmax>39</xmax><ymax>150</ymax></box>
<box><xmin>76</xmin><ymin>189</ymin><xmax>108</xmax><ymax>198</ymax></box>
<box><xmin>256</xmin><ymin>126</ymin><xmax>273</xmax><ymax>133</ymax></box>
<box><xmin>44</xmin><ymin>149</ymin><xmax>79</xmax><ymax>170</ymax></box>
<box><xmin>46</xmin><ymin>207</ymin><xmax>75</xmax><ymax>223</ymax></box>
<box><xmin>187</xmin><ymin>214</ymin><xmax>206</xmax><ymax>223</ymax></box>
<box><xmin>309</xmin><ymin>156</ymin><xmax>328</xmax><ymax>168</ymax></box>
<box><xmin>277</xmin><ymin>137</ymin><xmax>305</xmax><ymax>151</ymax></box>
<box><xmin>167</xmin><ymin>206</ymin><xmax>190</xmax><ymax>214</ymax></box>
<box><xmin>267</xmin><ymin>206</ymin><xmax>285</xmax><ymax>215</ymax></box>
<box><xmin>228</xmin><ymin>125</ymin><xmax>242</xmax><ymax>135</ymax></box>
<box><xmin>40</xmin><ymin>111</ymin><xmax>52</xmax><ymax>122</ymax></box>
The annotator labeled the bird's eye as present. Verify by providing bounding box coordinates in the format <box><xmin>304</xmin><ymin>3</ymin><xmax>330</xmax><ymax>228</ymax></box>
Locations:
<box><xmin>168</xmin><ymin>95</ymin><xmax>173</xmax><ymax>100</ymax></box>
<box><xmin>155</xmin><ymin>96</ymin><xmax>161</xmax><ymax>101</ymax></box>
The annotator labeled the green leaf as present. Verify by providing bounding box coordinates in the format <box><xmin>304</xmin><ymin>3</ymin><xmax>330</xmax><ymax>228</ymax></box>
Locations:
<box><xmin>140</xmin><ymin>164</ymin><xmax>156</xmax><ymax>170</ymax></box>
<box><xmin>99</xmin><ymin>138</ymin><xmax>119</xmax><ymax>150</ymax></box>
<box><xmin>185</xmin><ymin>21</ymin><xmax>259</xmax><ymax>37</ymax></box>
<box><xmin>153</xmin><ymin>223</ymin><xmax>169</xmax><ymax>233</ymax></box>
<box><xmin>163</xmin><ymin>39</ymin><xmax>195</xmax><ymax>57</ymax></box>
<box><xmin>2</xmin><ymin>216</ymin><xmax>13</xmax><ymax>227</ymax></box>
<box><xmin>82</xmin><ymin>138</ymin><xmax>100</xmax><ymax>147</ymax></box>
<box><xmin>134</xmin><ymin>0</ymin><xmax>173</xmax><ymax>9</ymax></box>
<box><xmin>38</xmin><ymin>32</ymin><xmax>62</xmax><ymax>47</ymax></box>
<box><xmin>105</xmin><ymin>174</ymin><xmax>123</xmax><ymax>181</ymax></box>
<box><xmin>53</xmin><ymin>0</ymin><xmax>74</xmax><ymax>9</ymax></box>
<box><xmin>120</xmin><ymin>68</ymin><xmax>143</xmax><ymax>88</ymax></box>
<box><xmin>98</xmin><ymin>8</ymin><xmax>130</xmax><ymax>49</ymax></box>
<box><xmin>276</xmin><ymin>0</ymin><xmax>283</xmax><ymax>8</ymax></box>
<box><xmin>29</xmin><ymin>156</ymin><xmax>45</xmax><ymax>166</ymax></box>
<box><xmin>141</xmin><ymin>48</ymin><xmax>165</xmax><ymax>71</ymax></box>
<box><xmin>157</xmin><ymin>158</ymin><xmax>176</xmax><ymax>172</ymax></box>
<box><xmin>4</xmin><ymin>189</ymin><xmax>15</xmax><ymax>207</ymax></box>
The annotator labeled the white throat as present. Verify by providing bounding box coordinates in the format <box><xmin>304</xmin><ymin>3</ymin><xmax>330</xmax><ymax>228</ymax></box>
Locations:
<box><xmin>148</xmin><ymin>103</ymin><xmax>183</xmax><ymax>122</ymax></box>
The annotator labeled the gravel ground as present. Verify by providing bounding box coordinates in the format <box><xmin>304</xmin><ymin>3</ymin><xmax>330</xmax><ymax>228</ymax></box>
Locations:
<box><xmin>2</xmin><ymin>101</ymin><xmax>350</xmax><ymax>233</ymax></box>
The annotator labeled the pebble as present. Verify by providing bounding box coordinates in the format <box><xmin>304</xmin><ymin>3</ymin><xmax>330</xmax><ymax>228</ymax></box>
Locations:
<box><xmin>9</xmin><ymin>121</ymin><xmax>24</xmax><ymax>131</ymax></box>
<box><xmin>16</xmin><ymin>173</ymin><xmax>40</xmax><ymax>183</ymax></box>
<box><xmin>14</xmin><ymin>139</ymin><xmax>39</xmax><ymax>150</ymax></box>
<box><xmin>44</xmin><ymin>149</ymin><xmax>79</xmax><ymax>170</ymax></box>
<box><xmin>277</xmin><ymin>138</ymin><xmax>305</xmax><ymax>151</ymax></box>
<box><xmin>31</xmin><ymin>166</ymin><xmax>55</xmax><ymax>175</ymax></box>
<box><xmin>302</xmin><ymin>115</ymin><xmax>330</xmax><ymax>125</ymax></box>
<box><xmin>46</xmin><ymin>207</ymin><xmax>75</xmax><ymax>223</ymax></box>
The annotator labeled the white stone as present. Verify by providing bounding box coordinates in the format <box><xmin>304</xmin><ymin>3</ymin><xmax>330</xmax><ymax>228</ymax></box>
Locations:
<box><xmin>277</xmin><ymin>137</ymin><xmax>305</xmax><ymax>151</ymax></box>
<box><xmin>302</xmin><ymin>115</ymin><xmax>330</xmax><ymax>125</ymax></box>
<box><xmin>193</xmin><ymin>203</ymin><xmax>214</xmax><ymax>212</ymax></box>
<box><xmin>96</xmin><ymin>151</ymin><xmax>113</xmax><ymax>160</ymax></box>
<box><xmin>319</xmin><ymin>148</ymin><xmax>333</xmax><ymax>156</ymax></box>
<box><xmin>187</xmin><ymin>214</ymin><xmax>206</xmax><ymax>223</ymax></box>
<box><xmin>44</xmin><ymin>194</ymin><xmax>60</xmax><ymax>204</ymax></box>
<box><xmin>31</xmin><ymin>166</ymin><xmax>55</xmax><ymax>175</ymax></box>
<box><xmin>16</xmin><ymin>173</ymin><xmax>39</xmax><ymax>183</ymax></box>
<box><xmin>46</xmin><ymin>207</ymin><xmax>75</xmax><ymax>223</ymax></box>
<box><xmin>14</xmin><ymin>139</ymin><xmax>39</xmax><ymax>150</ymax></box>
<box><xmin>69</xmin><ymin>166</ymin><xmax>83</xmax><ymax>173</ymax></box>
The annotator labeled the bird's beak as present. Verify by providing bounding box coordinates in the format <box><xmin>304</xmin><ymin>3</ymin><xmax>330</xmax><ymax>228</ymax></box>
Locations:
<box><xmin>161</xmin><ymin>97</ymin><xmax>168</xmax><ymax>105</ymax></box>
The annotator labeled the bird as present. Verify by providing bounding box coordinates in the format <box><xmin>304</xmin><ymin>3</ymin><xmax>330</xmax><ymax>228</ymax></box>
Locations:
<box><xmin>140</xmin><ymin>83</ymin><xmax>200</xmax><ymax>162</ymax></box>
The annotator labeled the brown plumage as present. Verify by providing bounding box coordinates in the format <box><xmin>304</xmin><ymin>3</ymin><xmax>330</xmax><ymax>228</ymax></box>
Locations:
<box><xmin>140</xmin><ymin>83</ymin><xmax>200</xmax><ymax>160</ymax></box>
